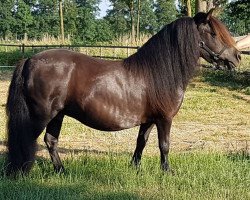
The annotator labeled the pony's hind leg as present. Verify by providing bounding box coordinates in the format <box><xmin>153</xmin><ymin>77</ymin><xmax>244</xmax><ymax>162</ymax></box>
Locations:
<box><xmin>6</xmin><ymin>58</ymin><xmax>47</xmax><ymax>176</ymax></box>
<box><xmin>6</xmin><ymin>118</ymin><xmax>46</xmax><ymax>176</ymax></box>
<box><xmin>131</xmin><ymin>123</ymin><xmax>154</xmax><ymax>167</ymax></box>
<box><xmin>44</xmin><ymin>113</ymin><xmax>64</xmax><ymax>173</ymax></box>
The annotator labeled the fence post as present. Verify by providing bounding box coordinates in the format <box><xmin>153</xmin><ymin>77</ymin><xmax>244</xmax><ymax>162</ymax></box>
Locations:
<box><xmin>100</xmin><ymin>47</ymin><xmax>102</xmax><ymax>58</ymax></box>
<box><xmin>21</xmin><ymin>43</ymin><xmax>25</xmax><ymax>58</ymax></box>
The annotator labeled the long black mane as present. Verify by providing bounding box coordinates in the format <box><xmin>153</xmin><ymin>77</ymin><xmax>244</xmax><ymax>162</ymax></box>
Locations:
<box><xmin>123</xmin><ymin>17</ymin><xmax>200</xmax><ymax>116</ymax></box>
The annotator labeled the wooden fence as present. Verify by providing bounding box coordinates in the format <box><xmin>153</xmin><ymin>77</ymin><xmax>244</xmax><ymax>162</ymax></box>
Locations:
<box><xmin>1</xmin><ymin>43</ymin><xmax>249</xmax><ymax>55</ymax></box>
<box><xmin>0</xmin><ymin>43</ymin><xmax>140</xmax><ymax>61</ymax></box>
<box><xmin>0</xmin><ymin>43</ymin><xmax>249</xmax><ymax>67</ymax></box>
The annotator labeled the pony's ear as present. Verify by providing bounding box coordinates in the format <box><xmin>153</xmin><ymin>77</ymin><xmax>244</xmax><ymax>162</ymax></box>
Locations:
<box><xmin>193</xmin><ymin>12</ymin><xmax>207</xmax><ymax>25</ymax></box>
<box><xmin>193</xmin><ymin>9</ymin><xmax>215</xmax><ymax>25</ymax></box>
<box><xmin>206</xmin><ymin>8</ymin><xmax>215</xmax><ymax>22</ymax></box>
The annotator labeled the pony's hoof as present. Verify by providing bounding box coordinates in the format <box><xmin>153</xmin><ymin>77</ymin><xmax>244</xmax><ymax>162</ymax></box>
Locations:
<box><xmin>54</xmin><ymin>166</ymin><xmax>65</xmax><ymax>174</ymax></box>
<box><xmin>130</xmin><ymin>159</ymin><xmax>141</xmax><ymax>169</ymax></box>
<box><xmin>161</xmin><ymin>165</ymin><xmax>175</xmax><ymax>175</ymax></box>
<box><xmin>165</xmin><ymin>168</ymin><xmax>175</xmax><ymax>175</ymax></box>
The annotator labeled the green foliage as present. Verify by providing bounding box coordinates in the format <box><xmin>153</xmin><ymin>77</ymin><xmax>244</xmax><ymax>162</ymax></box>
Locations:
<box><xmin>13</xmin><ymin>0</ymin><xmax>34</xmax><ymax>39</ymax></box>
<box><xmin>75</xmin><ymin>0</ymin><xmax>100</xmax><ymax>43</ymax></box>
<box><xmin>0</xmin><ymin>0</ymin><xmax>248</xmax><ymax>44</ymax></box>
<box><xmin>105</xmin><ymin>0</ymin><xmax>128</xmax><ymax>38</ymax></box>
<box><xmin>0</xmin><ymin>0</ymin><xmax>15</xmax><ymax>40</ymax></box>
<box><xmin>221</xmin><ymin>0</ymin><xmax>250</xmax><ymax>35</ymax></box>
<box><xmin>0</xmin><ymin>50</ymin><xmax>36</xmax><ymax>65</ymax></box>
<box><xmin>155</xmin><ymin>0</ymin><xmax>177</xmax><ymax>30</ymax></box>
<box><xmin>177</xmin><ymin>0</ymin><xmax>195</xmax><ymax>17</ymax></box>
<box><xmin>139</xmin><ymin>0</ymin><xmax>157</xmax><ymax>34</ymax></box>
<box><xmin>106</xmin><ymin>0</ymin><xmax>177</xmax><ymax>39</ymax></box>
<box><xmin>27</xmin><ymin>0</ymin><xmax>60</xmax><ymax>38</ymax></box>
<box><xmin>94</xmin><ymin>19</ymin><xmax>114</xmax><ymax>42</ymax></box>
<box><xmin>63</xmin><ymin>0</ymin><xmax>78</xmax><ymax>37</ymax></box>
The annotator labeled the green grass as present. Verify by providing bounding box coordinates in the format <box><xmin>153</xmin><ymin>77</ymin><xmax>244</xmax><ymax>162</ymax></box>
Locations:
<box><xmin>200</xmin><ymin>69</ymin><xmax>250</xmax><ymax>95</ymax></box>
<box><xmin>0</xmin><ymin>152</ymin><xmax>249</xmax><ymax>200</ymax></box>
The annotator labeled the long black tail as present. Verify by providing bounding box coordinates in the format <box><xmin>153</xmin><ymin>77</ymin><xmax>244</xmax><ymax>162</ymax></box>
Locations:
<box><xmin>6</xmin><ymin>59</ymin><xmax>36</xmax><ymax>175</ymax></box>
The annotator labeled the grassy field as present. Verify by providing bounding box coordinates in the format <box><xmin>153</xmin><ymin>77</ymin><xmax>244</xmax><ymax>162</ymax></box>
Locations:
<box><xmin>0</xmin><ymin>55</ymin><xmax>249</xmax><ymax>199</ymax></box>
<box><xmin>0</xmin><ymin>153</ymin><xmax>249</xmax><ymax>200</ymax></box>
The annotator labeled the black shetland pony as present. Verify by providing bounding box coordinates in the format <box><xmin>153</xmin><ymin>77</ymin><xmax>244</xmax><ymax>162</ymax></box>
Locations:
<box><xmin>6</xmin><ymin>10</ymin><xmax>240</xmax><ymax>175</ymax></box>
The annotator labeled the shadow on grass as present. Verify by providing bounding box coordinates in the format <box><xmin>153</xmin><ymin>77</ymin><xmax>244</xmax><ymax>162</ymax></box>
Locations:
<box><xmin>201</xmin><ymin>69</ymin><xmax>250</xmax><ymax>95</ymax></box>
<box><xmin>0</xmin><ymin>140</ymin><xmax>132</xmax><ymax>159</ymax></box>
<box><xmin>36</xmin><ymin>143</ymin><xmax>132</xmax><ymax>157</ymax></box>
<box><xmin>227</xmin><ymin>150</ymin><xmax>250</xmax><ymax>162</ymax></box>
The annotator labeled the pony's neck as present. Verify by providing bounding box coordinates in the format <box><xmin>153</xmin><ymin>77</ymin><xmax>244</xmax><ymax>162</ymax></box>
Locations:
<box><xmin>124</xmin><ymin>17</ymin><xmax>200</xmax><ymax>91</ymax></box>
<box><xmin>123</xmin><ymin>17</ymin><xmax>200</xmax><ymax>116</ymax></box>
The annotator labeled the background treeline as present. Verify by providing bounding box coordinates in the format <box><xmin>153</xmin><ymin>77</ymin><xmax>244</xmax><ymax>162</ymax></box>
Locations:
<box><xmin>0</xmin><ymin>0</ymin><xmax>249</xmax><ymax>44</ymax></box>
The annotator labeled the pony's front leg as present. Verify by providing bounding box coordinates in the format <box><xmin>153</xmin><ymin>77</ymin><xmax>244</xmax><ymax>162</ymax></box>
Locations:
<box><xmin>131</xmin><ymin>123</ymin><xmax>154</xmax><ymax>167</ymax></box>
<box><xmin>44</xmin><ymin>113</ymin><xmax>65</xmax><ymax>173</ymax></box>
<box><xmin>156</xmin><ymin>118</ymin><xmax>172</xmax><ymax>172</ymax></box>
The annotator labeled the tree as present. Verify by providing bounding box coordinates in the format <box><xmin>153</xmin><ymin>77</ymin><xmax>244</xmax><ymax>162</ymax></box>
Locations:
<box><xmin>177</xmin><ymin>0</ymin><xmax>196</xmax><ymax>16</ymax></box>
<box><xmin>155</xmin><ymin>0</ymin><xmax>177</xmax><ymax>29</ymax></box>
<box><xmin>124</xmin><ymin>0</ymin><xmax>136</xmax><ymax>41</ymax></box>
<box><xmin>63</xmin><ymin>0</ymin><xmax>78</xmax><ymax>39</ymax></box>
<box><xmin>106</xmin><ymin>0</ymin><xmax>132</xmax><ymax>39</ymax></box>
<box><xmin>139</xmin><ymin>0</ymin><xmax>157</xmax><ymax>34</ymax></box>
<box><xmin>106</xmin><ymin>0</ymin><xmax>158</xmax><ymax>41</ymax></box>
<box><xmin>94</xmin><ymin>19</ymin><xmax>114</xmax><ymax>42</ymax></box>
<box><xmin>186</xmin><ymin>0</ymin><xmax>192</xmax><ymax>16</ymax></box>
<box><xmin>221</xmin><ymin>0</ymin><xmax>250</xmax><ymax>35</ymax></box>
<box><xmin>195</xmin><ymin>0</ymin><xmax>226</xmax><ymax>14</ymax></box>
<box><xmin>59</xmin><ymin>0</ymin><xmax>65</xmax><ymax>43</ymax></box>
<box><xmin>136</xmin><ymin>0</ymin><xmax>140</xmax><ymax>42</ymax></box>
<box><xmin>75</xmin><ymin>0</ymin><xmax>100</xmax><ymax>43</ymax></box>
<box><xmin>0</xmin><ymin>0</ymin><xmax>15</xmax><ymax>40</ymax></box>
<box><xmin>30</xmin><ymin>0</ymin><xmax>60</xmax><ymax>38</ymax></box>
<box><xmin>12</xmin><ymin>0</ymin><xmax>33</xmax><ymax>40</ymax></box>
<box><xmin>195</xmin><ymin>0</ymin><xmax>207</xmax><ymax>13</ymax></box>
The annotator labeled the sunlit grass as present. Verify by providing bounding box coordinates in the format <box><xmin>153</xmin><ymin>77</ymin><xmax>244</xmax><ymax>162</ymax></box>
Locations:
<box><xmin>0</xmin><ymin>152</ymin><xmax>249</xmax><ymax>200</ymax></box>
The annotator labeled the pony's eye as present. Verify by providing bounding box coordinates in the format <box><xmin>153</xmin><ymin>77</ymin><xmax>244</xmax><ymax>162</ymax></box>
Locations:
<box><xmin>211</xmin><ymin>32</ymin><xmax>216</xmax><ymax>38</ymax></box>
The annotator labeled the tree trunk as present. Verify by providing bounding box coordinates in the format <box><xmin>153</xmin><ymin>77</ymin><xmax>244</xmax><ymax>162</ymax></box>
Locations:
<box><xmin>59</xmin><ymin>0</ymin><xmax>65</xmax><ymax>44</ymax></box>
<box><xmin>207</xmin><ymin>0</ymin><xmax>214</xmax><ymax>11</ymax></box>
<box><xmin>129</xmin><ymin>0</ymin><xmax>135</xmax><ymax>43</ymax></box>
<box><xmin>136</xmin><ymin>0</ymin><xmax>140</xmax><ymax>43</ymax></box>
<box><xmin>195</xmin><ymin>0</ymin><xmax>207</xmax><ymax>13</ymax></box>
<box><xmin>186</xmin><ymin>0</ymin><xmax>192</xmax><ymax>16</ymax></box>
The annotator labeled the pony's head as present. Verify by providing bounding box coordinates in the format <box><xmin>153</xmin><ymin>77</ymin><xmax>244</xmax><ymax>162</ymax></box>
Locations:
<box><xmin>194</xmin><ymin>9</ymin><xmax>241</xmax><ymax>70</ymax></box>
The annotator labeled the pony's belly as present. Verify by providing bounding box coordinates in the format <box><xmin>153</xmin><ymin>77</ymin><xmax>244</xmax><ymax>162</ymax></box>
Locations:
<box><xmin>65</xmin><ymin>95</ymin><xmax>145</xmax><ymax>131</ymax></box>
<box><xmin>67</xmin><ymin>108</ymin><xmax>141</xmax><ymax>131</ymax></box>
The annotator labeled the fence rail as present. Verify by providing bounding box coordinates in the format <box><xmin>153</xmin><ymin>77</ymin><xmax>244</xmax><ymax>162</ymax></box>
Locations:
<box><xmin>0</xmin><ymin>43</ymin><xmax>140</xmax><ymax>60</ymax></box>
<box><xmin>0</xmin><ymin>43</ymin><xmax>249</xmax><ymax>67</ymax></box>
<box><xmin>0</xmin><ymin>43</ymin><xmax>249</xmax><ymax>56</ymax></box>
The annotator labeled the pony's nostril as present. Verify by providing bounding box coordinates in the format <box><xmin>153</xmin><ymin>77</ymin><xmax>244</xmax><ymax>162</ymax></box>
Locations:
<box><xmin>237</xmin><ymin>53</ymin><xmax>241</xmax><ymax>61</ymax></box>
